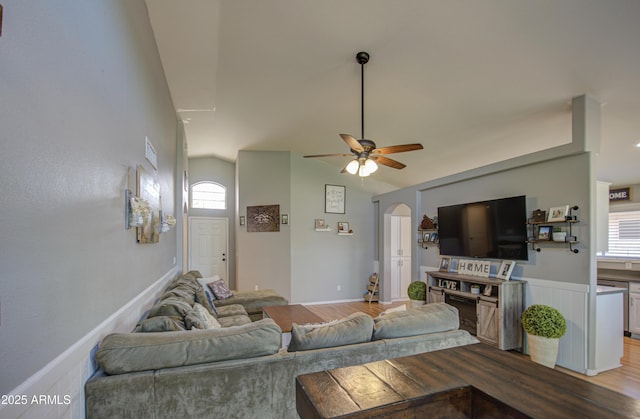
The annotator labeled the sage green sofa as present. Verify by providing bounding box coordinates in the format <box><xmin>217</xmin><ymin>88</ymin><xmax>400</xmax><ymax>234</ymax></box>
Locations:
<box><xmin>86</xmin><ymin>295</ymin><xmax>478</xmax><ymax>418</ymax></box>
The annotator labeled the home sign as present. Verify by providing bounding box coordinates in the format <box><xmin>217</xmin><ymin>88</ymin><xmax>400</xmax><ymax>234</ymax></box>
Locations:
<box><xmin>456</xmin><ymin>259</ymin><xmax>491</xmax><ymax>278</ymax></box>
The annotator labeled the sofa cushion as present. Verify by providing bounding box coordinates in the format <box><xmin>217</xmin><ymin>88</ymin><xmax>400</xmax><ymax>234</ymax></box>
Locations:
<box><xmin>288</xmin><ymin>312</ymin><xmax>374</xmax><ymax>352</ymax></box>
<box><xmin>185</xmin><ymin>303</ymin><xmax>221</xmax><ymax>330</ymax></box>
<box><xmin>212</xmin><ymin>289</ymin><xmax>288</xmax><ymax>315</ymax></box>
<box><xmin>372</xmin><ymin>302</ymin><xmax>459</xmax><ymax>340</ymax></box>
<box><xmin>137</xmin><ymin>316</ymin><xmax>186</xmax><ymax>332</ymax></box>
<box><xmin>161</xmin><ymin>285</ymin><xmax>196</xmax><ymax>306</ymax></box>
<box><xmin>96</xmin><ymin>318</ymin><xmax>282</xmax><ymax>375</ymax></box>
<box><xmin>216</xmin><ymin>304</ymin><xmax>248</xmax><ymax>318</ymax></box>
<box><xmin>147</xmin><ymin>296</ymin><xmax>192</xmax><ymax>320</ymax></box>
<box><xmin>218</xmin><ymin>315</ymin><xmax>252</xmax><ymax>327</ymax></box>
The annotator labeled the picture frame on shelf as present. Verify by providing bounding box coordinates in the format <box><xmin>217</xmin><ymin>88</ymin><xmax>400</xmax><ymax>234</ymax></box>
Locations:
<box><xmin>530</xmin><ymin>209</ymin><xmax>546</xmax><ymax>223</ymax></box>
<box><xmin>338</xmin><ymin>222</ymin><xmax>349</xmax><ymax>233</ymax></box>
<box><xmin>548</xmin><ymin>205</ymin><xmax>569</xmax><ymax>222</ymax></box>
<box><xmin>439</xmin><ymin>257</ymin><xmax>451</xmax><ymax>272</ymax></box>
<box><xmin>496</xmin><ymin>260</ymin><xmax>516</xmax><ymax>280</ymax></box>
<box><xmin>315</xmin><ymin>218</ymin><xmax>327</xmax><ymax>230</ymax></box>
<box><xmin>537</xmin><ymin>225</ymin><xmax>552</xmax><ymax>240</ymax></box>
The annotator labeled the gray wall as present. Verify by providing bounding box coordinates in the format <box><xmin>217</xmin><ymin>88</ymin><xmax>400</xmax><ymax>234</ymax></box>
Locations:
<box><xmin>236</xmin><ymin>151</ymin><xmax>292</xmax><ymax>297</ymax></box>
<box><xmin>0</xmin><ymin>0</ymin><xmax>177</xmax><ymax>395</ymax></box>
<box><xmin>236</xmin><ymin>151</ymin><xmax>393</xmax><ymax>302</ymax></box>
<box><xmin>188</xmin><ymin>156</ymin><xmax>237</xmax><ymax>287</ymax></box>
<box><xmin>373</xmin><ymin>149</ymin><xmax>594</xmax><ymax>301</ymax></box>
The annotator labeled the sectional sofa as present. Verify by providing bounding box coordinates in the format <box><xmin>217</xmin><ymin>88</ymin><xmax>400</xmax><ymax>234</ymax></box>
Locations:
<box><xmin>85</xmin><ymin>271</ymin><xmax>478</xmax><ymax>418</ymax></box>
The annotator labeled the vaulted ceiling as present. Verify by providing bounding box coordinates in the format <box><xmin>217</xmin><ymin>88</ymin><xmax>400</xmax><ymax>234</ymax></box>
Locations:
<box><xmin>146</xmin><ymin>0</ymin><xmax>640</xmax><ymax>188</ymax></box>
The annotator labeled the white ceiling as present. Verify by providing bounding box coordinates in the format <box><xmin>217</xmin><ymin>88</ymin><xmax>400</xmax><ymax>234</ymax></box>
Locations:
<box><xmin>146</xmin><ymin>0</ymin><xmax>640</xmax><ymax>189</ymax></box>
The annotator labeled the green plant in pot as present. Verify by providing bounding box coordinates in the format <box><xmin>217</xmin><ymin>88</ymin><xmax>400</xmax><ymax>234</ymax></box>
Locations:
<box><xmin>407</xmin><ymin>281</ymin><xmax>427</xmax><ymax>308</ymax></box>
<box><xmin>521</xmin><ymin>304</ymin><xmax>567</xmax><ymax>368</ymax></box>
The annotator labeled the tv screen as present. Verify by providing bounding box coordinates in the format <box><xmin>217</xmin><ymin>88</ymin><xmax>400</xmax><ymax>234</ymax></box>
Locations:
<box><xmin>437</xmin><ymin>195</ymin><xmax>528</xmax><ymax>261</ymax></box>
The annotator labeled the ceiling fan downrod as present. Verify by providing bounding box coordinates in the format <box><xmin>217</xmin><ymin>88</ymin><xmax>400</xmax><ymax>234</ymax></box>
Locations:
<box><xmin>356</xmin><ymin>51</ymin><xmax>369</xmax><ymax>141</ymax></box>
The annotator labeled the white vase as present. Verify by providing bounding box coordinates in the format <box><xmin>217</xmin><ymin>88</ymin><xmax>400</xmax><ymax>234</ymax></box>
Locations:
<box><xmin>527</xmin><ymin>333</ymin><xmax>560</xmax><ymax>368</ymax></box>
<box><xmin>410</xmin><ymin>300</ymin><xmax>426</xmax><ymax>308</ymax></box>
<box><xmin>552</xmin><ymin>232</ymin><xmax>567</xmax><ymax>242</ymax></box>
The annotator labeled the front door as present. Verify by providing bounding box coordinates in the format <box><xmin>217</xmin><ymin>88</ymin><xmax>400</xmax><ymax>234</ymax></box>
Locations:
<box><xmin>188</xmin><ymin>217</ymin><xmax>228</xmax><ymax>282</ymax></box>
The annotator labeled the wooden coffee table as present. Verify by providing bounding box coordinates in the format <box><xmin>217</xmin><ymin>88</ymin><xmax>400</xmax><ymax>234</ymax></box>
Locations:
<box><xmin>263</xmin><ymin>304</ymin><xmax>324</xmax><ymax>347</ymax></box>
<box><xmin>296</xmin><ymin>343</ymin><xmax>640</xmax><ymax>418</ymax></box>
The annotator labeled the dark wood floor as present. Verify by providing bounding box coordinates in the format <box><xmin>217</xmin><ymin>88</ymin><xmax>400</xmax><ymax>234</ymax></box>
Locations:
<box><xmin>304</xmin><ymin>300</ymin><xmax>640</xmax><ymax>400</ymax></box>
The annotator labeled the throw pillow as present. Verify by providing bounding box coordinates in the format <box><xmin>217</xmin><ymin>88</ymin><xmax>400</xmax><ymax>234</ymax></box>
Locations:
<box><xmin>208</xmin><ymin>279</ymin><xmax>234</xmax><ymax>300</ymax></box>
<box><xmin>188</xmin><ymin>303</ymin><xmax>221</xmax><ymax>329</ymax></box>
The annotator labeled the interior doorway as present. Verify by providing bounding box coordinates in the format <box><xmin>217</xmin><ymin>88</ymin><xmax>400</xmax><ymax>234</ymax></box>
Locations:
<box><xmin>188</xmin><ymin>216</ymin><xmax>229</xmax><ymax>282</ymax></box>
<box><xmin>384</xmin><ymin>203</ymin><xmax>412</xmax><ymax>302</ymax></box>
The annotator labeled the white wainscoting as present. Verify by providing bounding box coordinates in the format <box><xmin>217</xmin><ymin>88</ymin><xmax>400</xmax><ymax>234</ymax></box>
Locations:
<box><xmin>523</xmin><ymin>276</ymin><xmax>589</xmax><ymax>373</ymax></box>
<box><xmin>1</xmin><ymin>268</ymin><xmax>177</xmax><ymax>419</ymax></box>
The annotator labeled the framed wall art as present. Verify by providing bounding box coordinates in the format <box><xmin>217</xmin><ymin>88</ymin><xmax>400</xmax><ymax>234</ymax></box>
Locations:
<box><xmin>325</xmin><ymin>184</ymin><xmax>345</xmax><ymax>214</ymax></box>
<box><xmin>247</xmin><ymin>205</ymin><xmax>280</xmax><ymax>232</ymax></box>
<box><xmin>136</xmin><ymin>166</ymin><xmax>161</xmax><ymax>244</ymax></box>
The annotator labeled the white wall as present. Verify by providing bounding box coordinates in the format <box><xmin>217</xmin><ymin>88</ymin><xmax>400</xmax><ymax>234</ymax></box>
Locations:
<box><xmin>0</xmin><ymin>0</ymin><xmax>178</xmax><ymax>415</ymax></box>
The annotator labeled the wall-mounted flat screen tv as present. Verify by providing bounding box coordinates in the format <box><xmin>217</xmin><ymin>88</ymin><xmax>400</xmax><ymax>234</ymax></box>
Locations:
<box><xmin>437</xmin><ymin>195</ymin><xmax>528</xmax><ymax>261</ymax></box>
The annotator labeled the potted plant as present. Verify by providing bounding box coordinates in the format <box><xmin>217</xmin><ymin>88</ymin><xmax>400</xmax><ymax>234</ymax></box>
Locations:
<box><xmin>407</xmin><ymin>281</ymin><xmax>427</xmax><ymax>308</ymax></box>
<box><xmin>521</xmin><ymin>304</ymin><xmax>567</xmax><ymax>368</ymax></box>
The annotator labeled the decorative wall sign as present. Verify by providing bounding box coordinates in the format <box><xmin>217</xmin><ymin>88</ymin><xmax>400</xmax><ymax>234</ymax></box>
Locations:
<box><xmin>145</xmin><ymin>136</ymin><xmax>158</xmax><ymax>170</ymax></box>
<box><xmin>457</xmin><ymin>259</ymin><xmax>491</xmax><ymax>277</ymax></box>
<box><xmin>325</xmin><ymin>184</ymin><xmax>345</xmax><ymax>214</ymax></box>
<box><xmin>247</xmin><ymin>205</ymin><xmax>280</xmax><ymax>232</ymax></box>
<box><xmin>609</xmin><ymin>187</ymin><xmax>631</xmax><ymax>201</ymax></box>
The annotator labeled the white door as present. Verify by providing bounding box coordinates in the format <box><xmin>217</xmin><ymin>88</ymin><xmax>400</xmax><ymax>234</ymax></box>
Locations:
<box><xmin>391</xmin><ymin>215</ymin><xmax>412</xmax><ymax>300</ymax></box>
<box><xmin>188</xmin><ymin>217</ymin><xmax>229</xmax><ymax>282</ymax></box>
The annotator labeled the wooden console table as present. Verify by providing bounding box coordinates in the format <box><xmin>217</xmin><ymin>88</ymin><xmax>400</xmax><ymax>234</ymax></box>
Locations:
<box><xmin>296</xmin><ymin>343</ymin><xmax>640</xmax><ymax>418</ymax></box>
<box><xmin>427</xmin><ymin>271</ymin><xmax>524</xmax><ymax>350</ymax></box>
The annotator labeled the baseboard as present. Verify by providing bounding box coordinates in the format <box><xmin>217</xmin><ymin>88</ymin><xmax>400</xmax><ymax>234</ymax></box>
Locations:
<box><xmin>299</xmin><ymin>298</ymin><xmax>364</xmax><ymax>306</ymax></box>
<box><xmin>0</xmin><ymin>267</ymin><xmax>178</xmax><ymax>419</ymax></box>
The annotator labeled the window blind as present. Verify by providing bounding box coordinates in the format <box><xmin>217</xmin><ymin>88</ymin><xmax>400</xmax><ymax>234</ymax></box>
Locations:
<box><xmin>606</xmin><ymin>210</ymin><xmax>640</xmax><ymax>258</ymax></box>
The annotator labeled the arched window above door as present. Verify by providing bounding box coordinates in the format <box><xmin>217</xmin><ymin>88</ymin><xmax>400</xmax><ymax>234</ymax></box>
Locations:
<box><xmin>191</xmin><ymin>181</ymin><xmax>226</xmax><ymax>210</ymax></box>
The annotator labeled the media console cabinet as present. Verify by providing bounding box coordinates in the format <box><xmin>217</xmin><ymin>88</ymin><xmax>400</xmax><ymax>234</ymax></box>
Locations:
<box><xmin>427</xmin><ymin>271</ymin><xmax>524</xmax><ymax>350</ymax></box>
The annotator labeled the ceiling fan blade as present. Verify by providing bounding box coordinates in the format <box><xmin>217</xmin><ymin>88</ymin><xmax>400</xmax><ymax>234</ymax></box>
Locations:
<box><xmin>303</xmin><ymin>153</ymin><xmax>353</xmax><ymax>158</ymax></box>
<box><xmin>372</xmin><ymin>143</ymin><xmax>424</xmax><ymax>155</ymax></box>
<box><xmin>340</xmin><ymin>134</ymin><xmax>364</xmax><ymax>153</ymax></box>
<box><xmin>371</xmin><ymin>155</ymin><xmax>406</xmax><ymax>170</ymax></box>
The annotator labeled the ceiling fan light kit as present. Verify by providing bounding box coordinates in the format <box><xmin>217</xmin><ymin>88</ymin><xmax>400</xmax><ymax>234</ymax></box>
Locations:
<box><xmin>304</xmin><ymin>51</ymin><xmax>423</xmax><ymax>177</ymax></box>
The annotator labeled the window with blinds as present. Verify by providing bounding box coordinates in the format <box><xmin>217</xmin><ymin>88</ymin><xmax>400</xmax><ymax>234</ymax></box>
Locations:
<box><xmin>191</xmin><ymin>182</ymin><xmax>226</xmax><ymax>210</ymax></box>
<box><xmin>605</xmin><ymin>210</ymin><xmax>640</xmax><ymax>258</ymax></box>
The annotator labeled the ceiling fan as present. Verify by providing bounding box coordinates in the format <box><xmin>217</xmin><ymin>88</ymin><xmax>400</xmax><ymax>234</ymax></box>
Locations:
<box><xmin>304</xmin><ymin>51</ymin><xmax>423</xmax><ymax>177</ymax></box>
